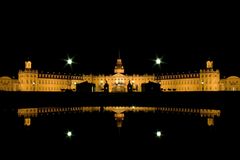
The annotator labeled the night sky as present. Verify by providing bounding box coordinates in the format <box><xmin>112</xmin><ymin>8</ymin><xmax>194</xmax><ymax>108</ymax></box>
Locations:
<box><xmin>1</xmin><ymin>5</ymin><xmax>239</xmax><ymax>78</ymax></box>
<box><xmin>0</xmin><ymin>46</ymin><xmax>239</xmax><ymax>78</ymax></box>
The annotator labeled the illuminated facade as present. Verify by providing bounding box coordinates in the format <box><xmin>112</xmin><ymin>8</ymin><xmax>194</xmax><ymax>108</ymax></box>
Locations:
<box><xmin>158</xmin><ymin>61</ymin><xmax>221</xmax><ymax>91</ymax></box>
<box><xmin>0</xmin><ymin>57</ymin><xmax>239</xmax><ymax>92</ymax></box>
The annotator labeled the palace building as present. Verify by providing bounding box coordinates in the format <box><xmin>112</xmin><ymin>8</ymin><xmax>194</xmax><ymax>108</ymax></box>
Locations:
<box><xmin>0</xmin><ymin>57</ymin><xmax>239</xmax><ymax>92</ymax></box>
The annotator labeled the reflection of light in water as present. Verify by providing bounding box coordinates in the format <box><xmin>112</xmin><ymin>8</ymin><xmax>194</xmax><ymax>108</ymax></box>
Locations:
<box><xmin>17</xmin><ymin>106</ymin><xmax>221</xmax><ymax>127</ymax></box>
<box><xmin>18</xmin><ymin>106</ymin><xmax>101</xmax><ymax>117</ymax></box>
<box><xmin>114</xmin><ymin>112</ymin><xmax>124</xmax><ymax>128</ymax></box>
<box><xmin>207</xmin><ymin>118</ymin><xmax>214</xmax><ymax>126</ymax></box>
<box><xmin>24</xmin><ymin>117</ymin><xmax>31</xmax><ymax>126</ymax></box>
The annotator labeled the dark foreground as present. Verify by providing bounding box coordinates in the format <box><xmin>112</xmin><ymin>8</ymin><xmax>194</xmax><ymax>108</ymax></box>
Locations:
<box><xmin>0</xmin><ymin>91</ymin><xmax>238</xmax><ymax>158</ymax></box>
<box><xmin>0</xmin><ymin>104</ymin><xmax>226</xmax><ymax>158</ymax></box>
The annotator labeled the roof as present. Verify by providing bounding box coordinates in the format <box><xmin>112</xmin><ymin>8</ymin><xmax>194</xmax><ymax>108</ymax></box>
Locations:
<box><xmin>225</xmin><ymin>76</ymin><xmax>240</xmax><ymax>79</ymax></box>
<box><xmin>0</xmin><ymin>76</ymin><xmax>12</xmax><ymax>80</ymax></box>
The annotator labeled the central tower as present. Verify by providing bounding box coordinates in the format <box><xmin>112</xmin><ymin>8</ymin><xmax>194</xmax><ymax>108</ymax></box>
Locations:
<box><xmin>114</xmin><ymin>52</ymin><xmax>124</xmax><ymax>74</ymax></box>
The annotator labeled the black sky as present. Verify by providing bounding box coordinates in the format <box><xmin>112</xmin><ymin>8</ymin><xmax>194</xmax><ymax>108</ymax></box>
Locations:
<box><xmin>1</xmin><ymin>3</ymin><xmax>239</xmax><ymax>77</ymax></box>
<box><xmin>0</xmin><ymin>46</ymin><xmax>239</xmax><ymax>78</ymax></box>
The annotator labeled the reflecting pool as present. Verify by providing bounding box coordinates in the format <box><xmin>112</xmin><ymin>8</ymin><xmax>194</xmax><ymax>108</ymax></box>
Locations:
<box><xmin>0</xmin><ymin>104</ymin><xmax>225</xmax><ymax>157</ymax></box>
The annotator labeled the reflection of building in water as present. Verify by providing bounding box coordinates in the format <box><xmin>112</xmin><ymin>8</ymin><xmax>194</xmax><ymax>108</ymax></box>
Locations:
<box><xmin>114</xmin><ymin>113</ymin><xmax>124</xmax><ymax>128</ymax></box>
<box><xmin>1</xmin><ymin>56</ymin><xmax>240</xmax><ymax>92</ymax></box>
<box><xmin>18</xmin><ymin>106</ymin><xmax>221</xmax><ymax>127</ymax></box>
<box><xmin>105</xmin><ymin>106</ymin><xmax>158</xmax><ymax>128</ymax></box>
<box><xmin>24</xmin><ymin>118</ymin><xmax>31</xmax><ymax>126</ymax></box>
<box><xmin>18</xmin><ymin>106</ymin><xmax>101</xmax><ymax>126</ymax></box>
<box><xmin>104</xmin><ymin>106</ymin><xmax>221</xmax><ymax>127</ymax></box>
